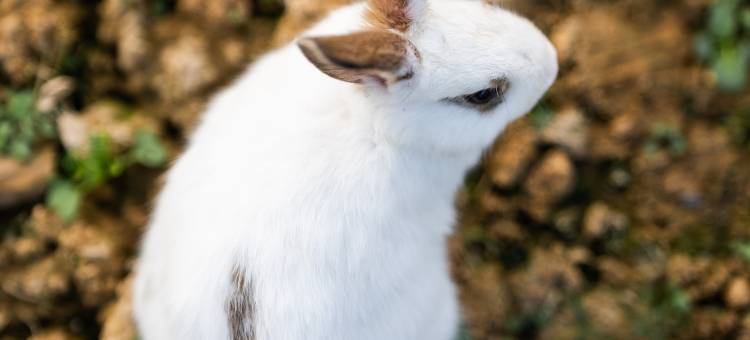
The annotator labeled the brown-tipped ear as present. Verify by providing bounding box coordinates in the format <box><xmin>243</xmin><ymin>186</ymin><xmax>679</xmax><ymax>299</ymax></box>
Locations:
<box><xmin>297</xmin><ymin>30</ymin><xmax>417</xmax><ymax>86</ymax></box>
<box><xmin>366</xmin><ymin>0</ymin><xmax>425</xmax><ymax>31</ymax></box>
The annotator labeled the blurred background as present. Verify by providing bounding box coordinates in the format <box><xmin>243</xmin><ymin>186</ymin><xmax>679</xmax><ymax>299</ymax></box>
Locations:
<box><xmin>0</xmin><ymin>0</ymin><xmax>749</xmax><ymax>339</ymax></box>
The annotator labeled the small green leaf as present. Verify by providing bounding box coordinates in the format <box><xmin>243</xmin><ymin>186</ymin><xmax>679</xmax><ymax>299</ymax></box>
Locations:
<box><xmin>37</xmin><ymin>116</ymin><xmax>56</xmax><ymax>138</ymax></box>
<box><xmin>456</xmin><ymin>323</ymin><xmax>473</xmax><ymax>340</ymax></box>
<box><xmin>529</xmin><ymin>103</ymin><xmax>553</xmax><ymax>130</ymax></box>
<box><xmin>76</xmin><ymin>156</ymin><xmax>108</xmax><ymax>191</ymax></box>
<box><xmin>89</xmin><ymin>134</ymin><xmax>114</xmax><ymax>161</ymax></box>
<box><xmin>47</xmin><ymin>180</ymin><xmax>82</xmax><ymax>222</ymax></box>
<box><xmin>709</xmin><ymin>0</ymin><xmax>740</xmax><ymax>39</ymax></box>
<box><xmin>131</xmin><ymin>130</ymin><xmax>167</xmax><ymax>168</ymax></box>
<box><xmin>733</xmin><ymin>242</ymin><xmax>750</xmax><ymax>262</ymax></box>
<box><xmin>6</xmin><ymin>90</ymin><xmax>36</xmax><ymax>120</ymax></box>
<box><xmin>108</xmin><ymin>158</ymin><xmax>125</xmax><ymax>177</ymax></box>
<box><xmin>693</xmin><ymin>32</ymin><xmax>715</xmax><ymax>61</ymax></box>
<box><xmin>668</xmin><ymin>284</ymin><xmax>691</xmax><ymax>314</ymax></box>
<box><xmin>713</xmin><ymin>46</ymin><xmax>748</xmax><ymax>92</ymax></box>
<box><xmin>649</xmin><ymin>122</ymin><xmax>687</xmax><ymax>156</ymax></box>
<box><xmin>9</xmin><ymin>140</ymin><xmax>32</xmax><ymax>160</ymax></box>
<box><xmin>0</xmin><ymin>121</ymin><xmax>11</xmax><ymax>150</ymax></box>
<box><xmin>741</xmin><ymin>8</ymin><xmax>750</xmax><ymax>30</ymax></box>
<box><xmin>226</xmin><ymin>7</ymin><xmax>245</xmax><ymax>25</ymax></box>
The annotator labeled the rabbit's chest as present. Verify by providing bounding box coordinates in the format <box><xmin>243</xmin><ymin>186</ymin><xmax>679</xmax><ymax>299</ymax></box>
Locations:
<box><xmin>251</xmin><ymin>220</ymin><xmax>458</xmax><ymax>340</ymax></box>
<box><xmin>245</xmin><ymin>170</ymin><xmax>460</xmax><ymax>339</ymax></box>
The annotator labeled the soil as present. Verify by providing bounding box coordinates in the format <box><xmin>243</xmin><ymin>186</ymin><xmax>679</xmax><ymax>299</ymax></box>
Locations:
<box><xmin>0</xmin><ymin>0</ymin><xmax>749</xmax><ymax>339</ymax></box>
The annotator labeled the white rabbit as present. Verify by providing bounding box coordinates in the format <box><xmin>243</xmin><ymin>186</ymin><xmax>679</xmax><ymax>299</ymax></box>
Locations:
<box><xmin>132</xmin><ymin>0</ymin><xmax>557</xmax><ymax>338</ymax></box>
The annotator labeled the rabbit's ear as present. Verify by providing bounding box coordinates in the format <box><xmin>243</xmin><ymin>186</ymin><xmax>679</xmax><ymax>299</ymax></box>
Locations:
<box><xmin>366</xmin><ymin>0</ymin><xmax>427</xmax><ymax>31</ymax></box>
<box><xmin>298</xmin><ymin>30</ymin><xmax>418</xmax><ymax>86</ymax></box>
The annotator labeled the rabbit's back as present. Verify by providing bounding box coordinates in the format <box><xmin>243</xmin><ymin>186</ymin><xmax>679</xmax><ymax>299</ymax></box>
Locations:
<box><xmin>133</xmin><ymin>4</ymin><xmax>466</xmax><ymax>339</ymax></box>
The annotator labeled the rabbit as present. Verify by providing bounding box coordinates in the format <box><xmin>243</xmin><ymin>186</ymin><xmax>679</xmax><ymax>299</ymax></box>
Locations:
<box><xmin>132</xmin><ymin>0</ymin><xmax>557</xmax><ymax>338</ymax></box>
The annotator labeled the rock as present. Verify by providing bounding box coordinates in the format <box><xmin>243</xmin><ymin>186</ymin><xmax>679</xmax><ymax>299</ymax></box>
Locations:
<box><xmin>488</xmin><ymin>219</ymin><xmax>525</xmax><ymax>241</ymax></box>
<box><xmin>610</xmin><ymin>113</ymin><xmax>643</xmax><ymax>141</ymax></box>
<box><xmin>36</xmin><ymin>76</ymin><xmax>75</xmax><ymax>113</ymax></box>
<box><xmin>165</xmin><ymin>98</ymin><xmax>207</xmax><ymax>134</ymax></box>
<box><xmin>608</xmin><ymin>166</ymin><xmax>631</xmax><ymax>189</ymax></box>
<box><xmin>662</xmin><ymin>167</ymin><xmax>703</xmax><ymax>208</ymax></box>
<box><xmin>523</xmin><ymin>150</ymin><xmax>575</xmax><ymax>221</ymax></box>
<box><xmin>98</xmin><ymin>0</ymin><xmax>151</xmax><ymax>75</ymax></box>
<box><xmin>100</xmin><ymin>276</ymin><xmax>137</xmax><ymax>340</ymax></box>
<box><xmin>589</xmin><ymin>124</ymin><xmax>632</xmax><ymax>160</ymax></box>
<box><xmin>725</xmin><ymin>277</ymin><xmax>750</xmax><ymax>309</ymax></box>
<box><xmin>582</xmin><ymin>202</ymin><xmax>628</xmax><ymax>241</ymax></box>
<box><xmin>57</xmin><ymin>101</ymin><xmax>160</xmax><ymax>156</ymax></box>
<box><xmin>0</xmin><ymin>302</ymin><xmax>9</xmax><ymax>330</ymax></box>
<box><xmin>540</xmin><ymin>106</ymin><xmax>588</xmax><ymax>158</ymax></box>
<box><xmin>56</xmin><ymin>112</ymin><xmax>89</xmax><ymax>157</ymax></box>
<box><xmin>0</xmin><ymin>0</ymin><xmax>81</xmax><ymax>85</ymax></box>
<box><xmin>666</xmin><ymin>254</ymin><xmax>709</xmax><ymax>285</ymax></box>
<box><xmin>1</xmin><ymin>255</ymin><xmax>71</xmax><ymax>302</ymax></box>
<box><xmin>0</xmin><ymin>146</ymin><xmax>56</xmax><ymax>209</ymax></box>
<box><xmin>272</xmin><ymin>0</ymin><xmax>352</xmax><ymax>45</ymax></box>
<box><xmin>59</xmin><ymin>221</ymin><xmax>124</xmax><ymax>307</ymax></box>
<box><xmin>460</xmin><ymin>266</ymin><xmax>511</xmax><ymax>339</ymax></box>
<box><xmin>479</xmin><ymin>190</ymin><xmax>515</xmax><ymax>217</ymax></box>
<box><xmin>77</xmin><ymin>101</ymin><xmax>139</xmax><ymax>145</ymax></box>
<box><xmin>29</xmin><ymin>205</ymin><xmax>65</xmax><ymax>241</ymax></box>
<box><xmin>679</xmin><ymin>309</ymin><xmax>739</xmax><ymax>340</ymax></box>
<box><xmin>739</xmin><ymin>314</ymin><xmax>750</xmax><ymax>340</ymax></box>
<box><xmin>597</xmin><ymin>256</ymin><xmax>635</xmax><ymax>288</ymax></box>
<box><xmin>509</xmin><ymin>245</ymin><xmax>583</xmax><ymax>318</ymax></box>
<box><xmin>582</xmin><ymin>289</ymin><xmax>630</xmax><ymax>339</ymax></box>
<box><xmin>551</xmin><ymin>206</ymin><xmax>582</xmax><ymax>239</ymax></box>
<box><xmin>178</xmin><ymin>0</ymin><xmax>252</xmax><ymax>26</ymax></box>
<box><xmin>28</xmin><ymin>328</ymin><xmax>82</xmax><ymax>340</ymax></box>
<box><xmin>550</xmin><ymin>10</ymin><xmax>692</xmax><ymax>120</ymax></box>
<box><xmin>667</xmin><ymin>255</ymin><xmax>735</xmax><ymax>301</ymax></box>
<box><xmin>537</xmin><ymin>306</ymin><xmax>579</xmax><ymax>340</ymax></box>
<box><xmin>488</xmin><ymin>120</ymin><xmax>538</xmax><ymax>188</ymax></box>
<box><xmin>550</xmin><ymin>13</ymin><xmax>580</xmax><ymax>63</ymax></box>
<box><xmin>154</xmin><ymin>32</ymin><xmax>219</xmax><ymax>102</ymax></box>
<box><xmin>8</xmin><ymin>237</ymin><xmax>46</xmax><ymax>264</ymax></box>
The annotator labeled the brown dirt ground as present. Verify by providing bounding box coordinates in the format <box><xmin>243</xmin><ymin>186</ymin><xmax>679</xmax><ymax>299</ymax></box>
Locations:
<box><xmin>0</xmin><ymin>0</ymin><xmax>749</xmax><ymax>339</ymax></box>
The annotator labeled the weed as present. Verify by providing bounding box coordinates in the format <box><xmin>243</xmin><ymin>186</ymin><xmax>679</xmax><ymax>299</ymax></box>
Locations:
<box><xmin>529</xmin><ymin>101</ymin><xmax>554</xmax><ymax>130</ymax></box>
<box><xmin>0</xmin><ymin>90</ymin><xmax>57</xmax><ymax>161</ymax></box>
<box><xmin>627</xmin><ymin>280</ymin><xmax>691</xmax><ymax>340</ymax></box>
<box><xmin>47</xmin><ymin>129</ymin><xmax>167</xmax><ymax>222</ymax></box>
<box><xmin>732</xmin><ymin>241</ymin><xmax>750</xmax><ymax>262</ymax></box>
<box><xmin>643</xmin><ymin>122</ymin><xmax>686</xmax><ymax>157</ymax></box>
<box><xmin>695</xmin><ymin>0</ymin><xmax>750</xmax><ymax>92</ymax></box>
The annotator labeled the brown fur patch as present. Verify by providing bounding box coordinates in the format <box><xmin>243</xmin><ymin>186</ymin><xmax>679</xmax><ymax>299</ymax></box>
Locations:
<box><xmin>298</xmin><ymin>30</ymin><xmax>411</xmax><ymax>84</ymax></box>
<box><xmin>226</xmin><ymin>264</ymin><xmax>255</xmax><ymax>340</ymax></box>
<box><xmin>365</xmin><ymin>0</ymin><xmax>412</xmax><ymax>31</ymax></box>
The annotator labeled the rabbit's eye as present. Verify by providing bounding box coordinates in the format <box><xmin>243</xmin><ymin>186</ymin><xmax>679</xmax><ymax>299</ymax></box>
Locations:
<box><xmin>464</xmin><ymin>89</ymin><xmax>498</xmax><ymax>105</ymax></box>
<box><xmin>445</xmin><ymin>78</ymin><xmax>510</xmax><ymax>112</ymax></box>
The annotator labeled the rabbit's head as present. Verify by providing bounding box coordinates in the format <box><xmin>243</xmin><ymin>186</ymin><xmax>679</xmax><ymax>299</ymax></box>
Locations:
<box><xmin>298</xmin><ymin>0</ymin><xmax>557</xmax><ymax>155</ymax></box>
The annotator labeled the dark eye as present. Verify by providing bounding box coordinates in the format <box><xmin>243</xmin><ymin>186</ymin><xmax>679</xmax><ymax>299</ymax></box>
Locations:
<box><xmin>443</xmin><ymin>78</ymin><xmax>510</xmax><ymax>112</ymax></box>
<box><xmin>464</xmin><ymin>88</ymin><xmax>498</xmax><ymax>105</ymax></box>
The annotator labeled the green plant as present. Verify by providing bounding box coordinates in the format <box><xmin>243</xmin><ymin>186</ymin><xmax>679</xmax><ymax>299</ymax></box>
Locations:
<box><xmin>529</xmin><ymin>101</ymin><xmax>554</xmax><ymax>130</ymax></box>
<box><xmin>643</xmin><ymin>122</ymin><xmax>686</xmax><ymax>157</ymax></box>
<box><xmin>0</xmin><ymin>89</ymin><xmax>57</xmax><ymax>160</ymax></box>
<box><xmin>695</xmin><ymin>0</ymin><xmax>750</xmax><ymax>92</ymax></box>
<box><xmin>726</xmin><ymin>108</ymin><xmax>750</xmax><ymax>148</ymax></box>
<box><xmin>628</xmin><ymin>280</ymin><xmax>691</xmax><ymax>340</ymax></box>
<box><xmin>732</xmin><ymin>241</ymin><xmax>750</xmax><ymax>262</ymax></box>
<box><xmin>456</xmin><ymin>323</ymin><xmax>473</xmax><ymax>340</ymax></box>
<box><xmin>47</xmin><ymin>130</ymin><xmax>167</xmax><ymax>222</ymax></box>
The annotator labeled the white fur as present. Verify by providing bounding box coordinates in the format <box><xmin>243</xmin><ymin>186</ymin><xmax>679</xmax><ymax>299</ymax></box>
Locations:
<box><xmin>133</xmin><ymin>2</ymin><xmax>557</xmax><ymax>339</ymax></box>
